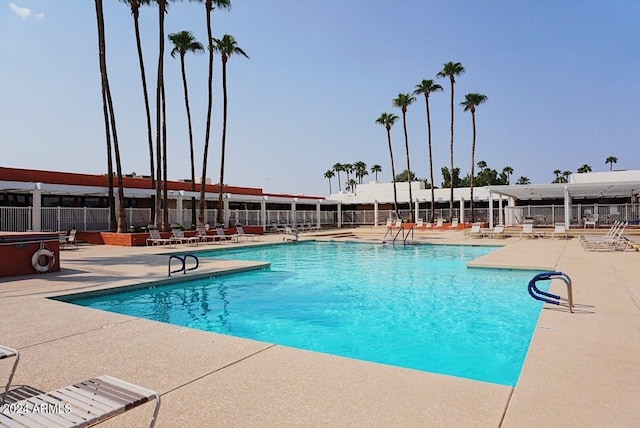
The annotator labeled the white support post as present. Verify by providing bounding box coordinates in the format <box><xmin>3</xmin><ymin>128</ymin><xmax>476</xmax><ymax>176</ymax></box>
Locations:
<box><xmin>337</xmin><ymin>201</ymin><xmax>342</xmax><ymax>228</ymax></box>
<box><xmin>564</xmin><ymin>186</ymin><xmax>571</xmax><ymax>228</ymax></box>
<box><xmin>498</xmin><ymin>195</ymin><xmax>504</xmax><ymax>226</ymax></box>
<box><xmin>414</xmin><ymin>199</ymin><xmax>420</xmax><ymax>222</ymax></box>
<box><xmin>374</xmin><ymin>200</ymin><xmax>379</xmax><ymax>228</ymax></box>
<box><xmin>459</xmin><ymin>197</ymin><xmax>465</xmax><ymax>225</ymax></box>
<box><xmin>488</xmin><ymin>189</ymin><xmax>494</xmax><ymax>229</ymax></box>
<box><xmin>176</xmin><ymin>192</ymin><xmax>184</xmax><ymax>226</ymax></box>
<box><xmin>32</xmin><ymin>184</ymin><xmax>42</xmax><ymax>232</ymax></box>
<box><xmin>224</xmin><ymin>194</ymin><xmax>231</xmax><ymax>227</ymax></box>
<box><xmin>316</xmin><ymin>200</ymin><xmax>321</xmax><ymax>230</ymax></box>
<box><xmin>291</xmin><ymin>199</ymin><xmax>297</xmax><ymax>227</ymax></box>
<box><xmin>261</xmin><ymin>197</ymin><xmax>267</xmax><ymax>232</ymax></box>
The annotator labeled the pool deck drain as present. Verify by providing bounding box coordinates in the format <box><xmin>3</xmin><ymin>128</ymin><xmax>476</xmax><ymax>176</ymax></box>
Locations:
<box><xmin>1</xmin><ymin>229</ymin><xmax>639</xmax><ymax>426</ymax></box>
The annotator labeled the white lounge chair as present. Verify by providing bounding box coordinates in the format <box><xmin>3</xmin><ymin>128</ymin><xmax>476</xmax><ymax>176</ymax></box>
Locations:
<box><xmin>447</xmin><ymin>218</ymin><xmax>459</xmax><ymax>230</ymax></box>
<box><xmin>215</xmin><ymin>227</ymin><xmax>232</xmax><ymax>242</ymax></box>
<box><xmin>146</xmin><ymin>227</ymin><xmax>177</xmax><ymax>247</ymax></box>
<box><xmin>196</xmin><ymin>224</ymin><xmax>218</xmax><ymax>244</ymax></box>
<box><xmin>487</xmin><ymin>226</ymin><xmax>506</xmax><ymax>239</ymax></box>
<box><xmin>171</xmin><ymin>228</ymin><xmax>199</xmax><ymax>246</ymax></box>
<box><xmin>234</xmin><ymin>225</ymin><xmax>260</xmax><ymax>242</ymax></box>
<box><xmin>60</xmin><ymin>228</ymin><xmax>78</xmax><ymax>250</ymax></box>
<box><xmin>464</xmin><ymin>222</ymin><xmax>482</xmax><ymax>239</ymax></box>
<box><xmin>0</xmin><ymin>375</ymin><xmax>160</xmax><ymax>427</ymax></box>
<box><xmin>520</xmin><ymin>220</ymin><xmax>539</xmax><ymax>239</ymax></box>
<box><xmin>433</xmin><ymin>218</ymin><xmax>444</xmax><ymax>229</ymax></box>
<box><xmin>581</xmin><ymin>221</ymin><xmax>629</xmax><ymax>251</ymax></box>
<box><xmin>1</xmin><ymin>344</ymin><xmax>19</xmax><ymax>405</ymax></box>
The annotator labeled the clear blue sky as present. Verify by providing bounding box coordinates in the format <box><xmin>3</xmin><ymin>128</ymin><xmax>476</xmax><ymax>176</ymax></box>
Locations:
<box><xmin>1</xmin><ymin>1</ymin><xmax>639</xmax><ymax>197</ymax></box>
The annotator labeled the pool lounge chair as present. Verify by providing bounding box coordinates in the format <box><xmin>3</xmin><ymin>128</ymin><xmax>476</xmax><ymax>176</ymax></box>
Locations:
<box><xmin>0</xmin><ymin>375</ymin><xmax>160</xmax><ymax>428</ymax></box>
<box><xmin>520</xmin><ymin>220</ymin><xmax>540</xmax><ymax>239</ymax></box>
<box><xmin>487</xmin><ymin>226</ymin><xmax>506</xmax><ymax>239</ymax></box>
<box><xmin>59</xmin><ymin>228</ymin><xmax>78</xmax><ymax>250</ymax></box>
<box><xmin>215</xmin><ymin>227</ymin><xmax>233</xmax><ymax>242</ymax></box>
<box><xmin>447</xmin><ymin>218</ymin><xmax>459</xmax><ymax>230</ymax></box>
<box><xmin>196</xmin><ymin>224</ymin><xmax>218</xmax><ymax>244</ymax></box>
<box><xmin>171</xmin><ymin>228</ymin><xmax>199</xmax><ymax>246</ymax></box>
<box><xmin>234</xmin><ymin>225</ymin><xmax>260</xmax><ymax>242</ymax></box>
<box><xmin>146</xmin><ymin>227</ymin><xmax>177</xmax><ymax>247</ymax></box>
<box><xmin>464</xmin><ymin>222</ymin><xmax>482</xmax><ymax>239</ymax></box>
<box><xmin>433</xmin><ymin>218</ymin><xmax>444</xmax><ymax>229</ymax></box>
<box><xmin>1</xmin><ymin>344</ymin><xmax>19</xmax><ymax>405</ymax></box>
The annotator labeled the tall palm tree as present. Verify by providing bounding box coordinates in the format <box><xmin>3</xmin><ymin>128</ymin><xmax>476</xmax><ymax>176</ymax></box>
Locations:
<box><xmin>119</xmin><ymin>0</ymin><xmax>155</xmax><ymax>206</ymax></box>
<box><xmin>169</xmin><ymin>30</ymin><xmax>204</xmax><ymax>227</ymax></box>
<box><xmin>211</xmin><ymin>34</ymin><xmax>249</xmax><ymax>226</ymax></box>
<box><xmin>197</xmin><ymin>0</ymin><xmax>231</xmax><ymax>227</ymax></box>
<box><xmin>477</xmin><ymin>160</ymin><xmax>488</xmax><ymax>172</ymax></box>
<box><xmin>370</xmin><ymin>164</ymin><xmax>382</xmax><ymax>181</ymax></box>
<box><xmin>375</xmin><ymin>113</ymin><xmax>400</xmax><ymax>218</ymax></box>
<box><xmin>502</xmin><ymin>166</ymin><xmax>514</xmax><ymax>184</ymax></box>
<box><xmin>605</xmin><ymin>156</ymin><xmax>618</xmax><ymax>171</ymax></box>
<box><xmin>332</xmin><ymin>163</ymin><xmax>343</xmax><ymax>192</ymax></box>
<box><xmin>414</xmin><ymin>79</ymin><xmax>442</xmax><ymax>222</ymax></box>
<box><xmin>95</xmin><ymin>0</ymin><xmax>126</xmax><ymax>232</ymax></box>
<box><xmin>552</xmin><ymin>169</ymin><xmax>562</xmax><ymax>183</ymax></box>
<box><xmin>324</xmin><ymin>169</ymin><xmax>335</xmax><ymax>194</ymax></box>
<box><xmin>392</xmin><ymin>93</ymin><xmax>417</xmax><ymax>221</ymax></box>
<box><xmin>461</xmin><ymin>92</ymin><xmax>488</xmax><ymax>222</ymax></box>
<box><xmin>154</xmin><ymin>0</ymin><xmax>168</xmax><ymax>230</ymax></box>
<box><xmin>342</xmin><ymin>163</ymin><xmax>353</xmax><ymax>184</ymax></box>
<box><xmin>577</xmin><ymin>164</ymin><xmax>592</xmax><ymax>173</ymax></box>
<box><xmin>516</xmin><ymin>176</ymin><xmax>531</xmax><ymax>185</ymax></box>
<box><xmin>562</xmin><ymin>171</ymin><xmax>572</xmax><ymax>182</ymax></box>
<box><xmin>347</xmin><ymin>178</ymin><xmax>358</xmax><ymax>193</ymax></box>
<box><xmin>437</xmin><ymin>61</ymin><xmax>465</xmax><ymax>220</ymax></box>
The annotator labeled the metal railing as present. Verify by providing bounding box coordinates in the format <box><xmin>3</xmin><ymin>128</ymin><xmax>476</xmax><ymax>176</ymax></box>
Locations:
<box><xmin>1</xmin><ymin>203</ymin><xmax>639</xmax><ymax>232</ymax></box>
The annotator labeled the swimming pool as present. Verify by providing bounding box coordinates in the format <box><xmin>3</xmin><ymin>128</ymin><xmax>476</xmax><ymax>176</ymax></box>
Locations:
<box><xmin>64</xmin><ymin>242</ymin><xmax>545</xmax><ymax>386</ymax></box>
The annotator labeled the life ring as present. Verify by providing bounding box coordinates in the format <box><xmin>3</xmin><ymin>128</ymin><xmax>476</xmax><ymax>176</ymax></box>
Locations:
<box><xmin>32</xmin><ymin>249</ymin><xmax>55</xmax><ymax>273</ymax></box>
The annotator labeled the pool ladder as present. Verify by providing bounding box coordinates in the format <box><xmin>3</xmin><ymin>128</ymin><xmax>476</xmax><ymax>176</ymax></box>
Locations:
<box><xmin>528</xmin><ymin>271</ymin><xmax>573</xmax><ymax>313</ymax></box>
<box><xmin>169</xmin><ymin>254</ymin><xmax>199</xmax><ymax>277</ymax></box>
<box><xmin>392</xmin><ymin>226</ymin><xmax>414</xmax><ymax>247</ymax></box>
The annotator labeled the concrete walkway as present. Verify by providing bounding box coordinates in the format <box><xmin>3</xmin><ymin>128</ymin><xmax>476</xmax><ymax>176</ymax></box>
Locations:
<box><xmin>1</xmin><ymin>229</ymin><xmax>639</xmax><ymax>426</ymax></box>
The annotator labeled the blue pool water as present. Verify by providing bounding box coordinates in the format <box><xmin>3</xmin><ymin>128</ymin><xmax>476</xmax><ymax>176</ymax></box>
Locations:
<box><xmin>64</xmin><ymin>242</ymin><xmax>545</xmax><ymax>386</ymax></box>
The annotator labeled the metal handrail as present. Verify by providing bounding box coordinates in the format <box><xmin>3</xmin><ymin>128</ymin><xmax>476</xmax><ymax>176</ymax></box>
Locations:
<box><xmin>528</xmin><ymin>271</ymin><xmax>573</xmax><ymax>313</ymax></box>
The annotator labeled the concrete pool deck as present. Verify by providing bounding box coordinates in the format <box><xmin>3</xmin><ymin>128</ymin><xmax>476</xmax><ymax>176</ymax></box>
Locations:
<box><xmin>1</xmin><ymin>229</ymin><xmax>639</xmax><ymax>426</ymax></box>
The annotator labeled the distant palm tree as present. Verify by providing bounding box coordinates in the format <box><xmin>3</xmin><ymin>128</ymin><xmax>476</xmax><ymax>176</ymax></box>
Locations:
<box><xmin>477</xmin><ymin>160</ymin><xmax>488</xmax><ymax>171</ymax></box>
<box><xmin>370</xmin><ymin>164</ymin><xmax>382</xmax><ymax>181</ymax></box>
<box><xmin>347</xmin><ymin>178</ymin><xmax>358</xmax><ymax>193</ymax></box>
<box><xmin>516</xmin><ymin>176</ymin><xmax>531</xmax><ymax>185</ymax></box>
<box><xmin>211</xmin><ymin>34</ymin><xmax>249</xmax><ymax>226</ymax></box>
<box><xmin>169</xmin><ymin>30</ymin><xmax>204</xmax><ymax>227</ymax></box>
<box><xmin>195</xmin><ymin>0</ymin><xmax>232</xmax><ymax>226</ymax></box>
<box><xmin>414</xmin><ymin>79</ymin><xmax>442</xmax><ymax>223</ymax></box>
<box><xmin>354</xmin><ymin>161</ymin><xmax>368</xmax><ymax>184</ymax></box>
<box><xmin>577</xmin><ymin>164</ymin><xmax>592</xmax><ymax>173</ymax></box>
<box><xmin>154</xmin><ymin>0</ymin><xmax>169</xmax><ymax>229</ymax></box>
<box><xmin>332</xmin><ymin>163</ymin><xmax>343</xmax><ymax>192</ymax></box>
<box><xmin>562</xmin><ymin>171</ymin><xmax>572</xmax><ymax>183</ymax></box>
<box><xmin>119</xmin><ymin>0</ymin><xmax>154</xmax><ymax>195</ymax></box>
<box><xmin>605</xmin><ymin>156</ymin><xmax>618</xmax><ymax>171</ymax></box>
<box><xmin>461</xmin><ymin>92</ymin><xmax>488</xmax><ymax>222</ymax></box>
<box><xmin>437</xmin><ymin>61</ymin><xmax>465</xmax><ymax>220</ymax></box>
<box><xmin>375</xmin><ymin>113</ymin><xmax>400</xmax><ymax>218</ymax></box>
<box><xmin>95</xmin><ymin>0</ymin><xmax>126</xmax><ymax>232</ymax></box>
<box><xmin>343</xmin><ymin>163</ymin><xmax>353</xmax><ymax>184</ymax></box>
<box><xmin>552</xmin><ymin>169</ymin><xmax>562</xmax><ymax>183</ymax></box>
<box><xmin>324</xmin><ymin>169</ymin><xmax>335</xmax><ymax>194</ymax></box>
<box><xmin>392</xmin><ymin>92</ymin><xmax>417</xmax><ymax>221</ymax></box>
<box><xmin>502</xmin><ymin>166</ymin><xmax>514</xmax><ymax>184</ymax></box>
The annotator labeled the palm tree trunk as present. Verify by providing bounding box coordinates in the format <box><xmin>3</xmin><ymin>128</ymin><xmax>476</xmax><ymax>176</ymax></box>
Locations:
<box><xmin>179</xmin><ymin>53</ymin><xmax>197</xmax><ymax>229</ymax></box>
<box><xmin>470</xmin><ymin>110</ymin><xmax>477</xmax><ymax>223</ymax></box>
<box><xmin>387</xmin><ymin>129</ymin><xmax>400</xmax><ymax>219</ymax></box>
<box><xmin>449</xmin><ymin>77</ymin><xmax>455</xmax><ymax>221</ymax></box>
<box><xmin>162</xmin><ymin>74</ymin><xmax>168</xmax><ymax>231</ymax></box>
<box><xmin>101</xmin><ymin>86</ymin><xmax>117</xmax><ymax>232</ymax></box>
<box><xmin>200</xmin><ymin>1</ymin><xmax>215</xmax><ymax>226</ymax></box>
<box><xmin>95</xmin><ymin>0</ymin><xmax>125</xmax><ymax>233</ymax></box>
<box><xmin>426</xmin><ymin>94</ymin><xmax>436</xmax><ymax>223</ymax></box>
<box><xmin>402</xmin><ymin>110</ymin><xmax>413</xmax><ymax>222</ymax></box>
<box><xmin>131</xmin><ymin>6</ymin><xmax>156</xmax><ymax>221</ymax></box>
<box><xmin>216</xmin><ymin>58</ymin><xmax>228</xmax><ymax>226</ymax></box>
<box><xmin>154</xmin><ymin>1</ymin><xmax>165</xmax><ymax>230</ymax></box>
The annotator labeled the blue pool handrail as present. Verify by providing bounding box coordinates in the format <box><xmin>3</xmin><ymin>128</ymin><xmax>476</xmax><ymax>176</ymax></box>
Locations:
<box><xmin>528</xmin><ymin>271</ymin><xmax>573</xmax><ymax>313</ymax></box>
<box><xmin>168</xmin><ymin>254</ymin><xmax>199</xmax><ymax>277</ymax></box>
